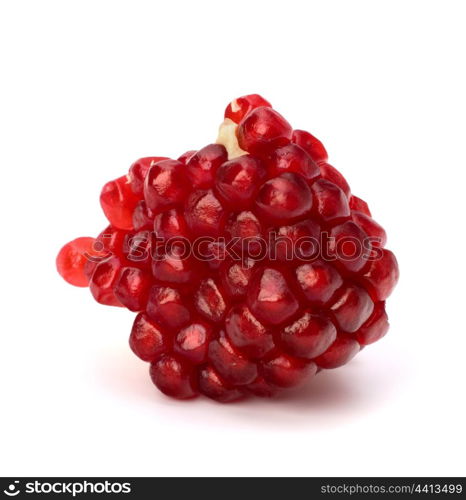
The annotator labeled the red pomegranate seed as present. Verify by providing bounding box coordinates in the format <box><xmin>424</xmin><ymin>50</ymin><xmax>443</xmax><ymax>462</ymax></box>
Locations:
<box><xmin>186</xmin><ymin>144</ymin><xmax>228</xmax><ymax>189</ymax></box>
<box><xmin>296</xmin><ymin>260</ymin><xmax>344</xmax><ymax>306</ymax></box>
<box><xmin>225</xmin><ymin>304</ymin><xmax>275</xmax><ymax>359</ymax></box>
<box><xmin>329</xmin><ymin>220</ymin><xmax>371</xmax><ymax>273</ymax></box>
<box><xmin>245</xmin><ymin>376</ymin><xmax>278</xmax><ymax>397</ymax></box>
<box><xmin>352</xmin><ymin>211</ymin><xmax>387</xmax><ymax>247</ymax></box>
<box><xmin>198</xmin><ymin>365</ymin><xmax>245</xmax><ymax>402</ymax></box>
<box><xmin>247</xmin><ymin>267</ymin><xmax>299</xmax><ymax>326</ymax></box>
<box><xmin>146</xmin><ymin>285</ymin><xmax>191</xmax><ymax>331</ymax></box>
<box><xmin>360</xmin><ymin>249</ymin><xmax>399</xmax><ymax>301</ymax></box>
<box><xmin>96</xmin><ymin>225</ymin><xmax>129</xmax><ymax>256</ymax></box>
<box><xmin>100</xmin><ymin>175</ymin><xmax>139</xmax><ymax>230</ymax></box>
<box><xmin>208</xmin><ymin>332</ymin><xmax>258</xmax><ymax>386</ymax></box>
<box><xmin>281</xmin><ymin>311</ymin><xmax>337</xmax><ymax>359</ymax></box>
<box><xmin>314</xmin><ymin>335</ymin><xmax>360</xmax><ymax>369</ymax></box>
<box><xmin>144</xmin><ymin>159</ymin><xmax>189</xmax><ymax>212</ymax></box>
<box><xmin>152</xmin><ymin>244</ymin><xmax>201</xmax><ymax>285</ymax></box>
<box><xmin>132</xmin><ymin>200</ymin><xmax>154</xmax><ymax>231</ymax></box>
<box><xmin>237</xmin><ymin>107</ymin><xmax>293</xmax><ymax>156</ymax></box>
<box><xmin>271</xmin><ymin>220</ymin><xmax>320</xmax><ymax>262</ymax></box>
<box><xmin>356</xmin><ymin>302</ymin><xmax>389</xmax><ymax>345</ymax></box>
<box><xmin>224</xmin><ymin>94</ymin><xmax>272</xmax><ymax>123</ymax></box>
<box><xmin>128</xmin><ymin>156</ymin><xmax>168</xmax><ymax>196</ymax></box>
<box><xmin>311</xmin><ymin>179</ymin><xmax>350</xmax><ymax>223</ymax></box>
<box><xmin>319</xmin><ymin>162</ymin><xmax>351</xmax><ymax>197</ymax></box>
<box><xmin>89</xmin><ymin>256</ymin><xmax>123</xmax><ymax>306</ymax></box>
<box><xmin>226</xmin><ymin>211</ymin><xmax>263</xmax><ymax>256</ymax></box>
<box><xmin>174</xmin><ymin>321</ymin><xmax>213</xmax><ymax>364</ymax></box>
<box><xmin>255</xmin><ymin>173</ymin><xmax>313</xmax><ymax>223</ymax></box>
<box><xmin>215</xmin><ymin>155</ymin><xmax>266</xmax><ymax>209</ymax></box>
<box><xmin>56</xmin><ymin>237</ymin><xmax>101</xmax><ymax>287</ymax></box>
<box><xmin>267</xmin><ymin>143</ymin><xmax>320</xmax><ymax>181</ymax></box>
<box><xmin>177</xmin><ymin>150</ymin><xmax>197</xmax><ymax>164</ymax></box>
<box><xmin>291</xmin><ymin>129</ymin><xmax>328</xmax><ymax>162</ymax></box>
<box><xmin>153</xmin><ymin>208</ymin><xmax>190</xmax><ymax>241</ymax></box>
<box><xmin>219</xmin><ymin>258</ymin><xmax>256</xmax><ymax>299</ymax></box>
<box><xmin>149</xmin><ymin>355</ymin><xmax>197</xmax><ymax>399</ymax></box>
<box><xmin>262</xmin><ymin>354</ymin><xmax>316</xmax><ymax>388</ymax></box>
<box><xmin>126</xmin><ymin>230</ymin><xmax>152</xmax><ymax>268</ymax></box>
<box><xmin>349</xmin><ymin>195</ymin><xmax>371</xmax><ymax>216</ymax></box>
<box><xmin>194</xmin><ymin>278</ymin><xmax>227</xmax><ymax>323</ymax></box>
<box><xmin>129</xmin><ymin>313</ymin><xmax>170</xmax><ymax>362</ymax></box>
<box><xmin>185</xmin><ymin>189</ymin><xmax>227</xmax><ymax>237</ymax></box>
<box><xmin>330</xmin><ymin>284</ymin><xmax>374</xmax><ymax>332</ymax></box>
<box><xmin>114</xmin><ymin>267</ymin><xmax>151</xmax><ymax>312</ymax></box>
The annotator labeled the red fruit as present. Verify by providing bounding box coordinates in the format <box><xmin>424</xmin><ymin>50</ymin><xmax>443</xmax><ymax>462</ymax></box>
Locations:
<box><xmin>296</xmin><ymin>260</ymin><xmax>343</xmax><ymax>306</ymax></box>
<box><xmin>360</xmin><ymin>249</ymin><xmax>399</xmax><ymax>301</ymax></box>
<box><xmin>247</xmin><ymin>267</ymin><xmax>299</xmax><ymax>326</ymax></box>
<box><xmin>56</xmin><ymin>237</ymin><xmax>101</xmax><ymax>287</ymax></box>
<box><xmin>185</xmin><ymin>189</ymin><xmax>227</xmax><ymax>237</ymax></box>
<box><xmin>59</xmin><ymin>93</ymin><xmax>398</xmax><ymax>403</ymax></box>
<box><xmin>262</xmin><ymin>354</ymin><xmax>316</xmax><ymax>388</ymax></box>
<box><xmin>311</xmin><ymin>179</ymin><xmax>350</xmax><ymax>223</ymax></box>
<box><xmin>267</xmin><ymin>144</ymin><xmax>320</xmax><ymax>181</ymax></box>
<box><xmin>144</xmin><ymin>159</ymin><xmax>189</xmax><ymax>212</ymax></box>
<box><xmin>225</xmin><ymin>304</ymin><xmax>274</xmax><ymax>358</ymax></box>
<box><xmin>186</xmin><ymin>144</ymin><xmax>228</xmax><ymax>189</ymax></box>
<box><xmin>291</xmin><ymin>129</ymin><xmax>328</xmax><ymax>162</ymax></box>
<box><xmin>314</xmin><ymin>335</ymin><xmax>360</xmax><ymax>369</ymax></box>
<box><xmin>129</xmin><ymin>157</ymin><xmax>168</xmax><ymax>196</ymax></box>
<box><xmin>146</xmin><ymin>286</ymin><xmax>191</xmax><ymax>331</ymax></box>
<box><xmin>224</xmin><ymin>94</ymin><xmax>272</xmax><ymax>123</ymax></box>
<box><xmin>198</xmin><ymin>365</ymin><xmax>245</xmax><ymax>402</ymax></box>
<box><xmin>174</xmin><ymin>321</ymin><xmax>213</xmax><ymax>364</ymax></box>
<box><xmin>89</xmin><ymin>257</ymin><xmax>123</xmax><ymax>306</ymax></box>
<box><xmin>349</xmin><ymin>195</ymin><xmax>371</xmax><ymax>216</ymax></box>
<box><xmin>319</xmin><ymin>162</ymin><xmax>351</xmax><ymax>197</ymax></box>
<box><xmin>281</xmin><ymin>311</ymin><xmax>337</xmax><ymax>359</ymax></box>
<box><xmin>237</xmin><ymin>107</ymin><xmax>293</xmax><ymax>156</ymax></box>
<box><xmin>330</xmin><ymin>284</ymin><xmax>374</xmax><ymax>332</ymax></box>
<box><xmin>356</xmin><ymin>302</ymin><xmax>389</xmax><ymax>345</ymax></box>
<box><xmin>129</xmin><ymin>313</ymin><xmax>169</xmax><ymax>362</ymax></box>
<box><xmin>215</xmin><ymin>155</ymin><xmax>266</xmax><ymax>209</ymax></box>
<box><xmin>208</xmin><ymin>332</ymin><xmax>258</xmax><ymax>386</ymax></box>
<box><xmin>352</xmin><ymin>211</ymin><xmax>387</xmax><ymax>247</ymax></box>
<box><xmin>100</xmin><ymin>176</ymin><xmax>139</xmax><ymax>230</ymax></box>
<box><xmin>114</xmin><ymin>267</ymin><xmax>151</xmax><ymax>312</ymax></box>
<box><xmin>255</xmin><ymin>173</ymin><xmax>313</xmax><ymax>223</ymax></box>
<box><xmin>149</xmin><ymin>355</ymin><xmax>197</xmax><ymax>399</ymax></box>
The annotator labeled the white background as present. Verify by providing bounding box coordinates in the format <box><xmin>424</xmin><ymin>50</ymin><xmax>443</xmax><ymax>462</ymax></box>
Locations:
<box><xmin>1</xmin><ymin>0</ymin><xmax>465</xmax><ymax>477</ymax></box>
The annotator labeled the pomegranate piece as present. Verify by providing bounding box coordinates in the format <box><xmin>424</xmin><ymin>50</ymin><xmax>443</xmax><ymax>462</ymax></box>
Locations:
<box><xmin>58</xmin><ymin>93</ymin><xmax>398</xmax><ymax>403</ymax></box>
<box><xmin>237</xmin><ymin>107</ymin><xmax>293</xmax><ymax>156</ymax></box>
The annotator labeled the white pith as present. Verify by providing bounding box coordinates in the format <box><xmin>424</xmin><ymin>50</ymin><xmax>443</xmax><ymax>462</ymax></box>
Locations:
<box><xmin>216</xmin><ymin>118</ymin><xmax>247</xmax><ymax>160</ymax></box>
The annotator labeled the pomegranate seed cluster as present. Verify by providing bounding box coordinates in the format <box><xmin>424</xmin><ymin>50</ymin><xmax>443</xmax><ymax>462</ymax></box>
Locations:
<box><xmin>56</xmin><ymin>94</ymin><xmax>399</xmax><ymax>402</ymax></box>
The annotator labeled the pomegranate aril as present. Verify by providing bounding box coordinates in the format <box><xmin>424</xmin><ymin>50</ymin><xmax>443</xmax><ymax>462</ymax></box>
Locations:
<box><xmin>126</xmin><ymin>230</ymin><xmax>152</xmax><ymax>268</ymax></box>
<box><xmin>149</xmin><ymin>355</ymin><xmax>197</xmax><ymax>399</ymax></box>
<box><xmin>225</xmin><ymin>304</ymin><xmax>274</xmax><ymax>359</ymax></box>
<box><xmin>177</xmin><ymin>150</ymin><xmax>197</xmax><ymax>164</ymax></box>
<box><xmin>360</xmin><ymin>249</ymin><xmax>399</xmax><ymax>301</ymax></box>
<box><xmin>245</xmin><ymin>376</ymin><xmax>278</xmax><ymax>397</ymax></box>
<box><xmin>114</xmin><ymin>267</ymin><xmax>151</xmax><ymax>312</ymax></box>
<box><xmin>224</xmin><ymin>94</ymin><xmax>272</xmax><ymax>123</ymax></box>
<box><xmin>237</xmin><ymin>107</ymin><xmax>293</xmax><ymax>156</ymax></box>
<box><xmin>281</xmin><ymin>311</ymin><xmax>337</xmax><ymax>359</ymax></box>
<box><xmin>356</xmin><ymin>302</ymin><xmax>389</xmax><ymax>345</ymax></box>
<box><xmin>349</xmin><ymin>195</ymin><xmax>371</xmax><ymax>216</ymax></box>
<box><xmin>199</xmin><ymin>365</ymin><xmax>245</xmax><ymax>402</ymax></box>
<box><xmin>314</xmin><ymin>335</ymin><xmax>360</xmax><ymax>369</ymax></box>
<box><xmin>174</xmin><ymin>321</ymin><xmax>213</xmax><ymax>364</ymax></box>
<box><xmin>100</xmin><ymin>175</ymin><xmax>139</xmax><ymax>231</ymax></box>
<box><xmin>255</xmin><ymin>173</ymin><xmax>313</xmax><ymax>224</ymax></box>
<box><xmin>291</xmin><ymin>129</ymin><xmax>328</xmax><ymax>163</ymax></box>
<box><xmin>226</xmin><ymin>211</ymin><xmax>263</xmax><ymax>256</ymax></box>
<box><xmin>185</xmin><ymin>189</ymin><xmax>227</xmax><ymax>237</ymax></box>
<box><xmin>311</xmin><ymin>179</ymin><xmax>350</xmax><ymax>223</ymax></box>
<box><xmin>267</xmin><ymin>143</ymin><xmax>320</xmax><ymax>181</ymax></box>
<box><xmin>271</xmin><ymin>220</ymin><xmax>320</xmax><ymax>262</ymax></box>
<box><xmin>132</xmin><ymin>201</ymin><xmax>154</xmax><ymax>231</ymax></box>
<box><xmin>329</xmin><ymin>220</ymin><xmax>371</xmax><ymax>274</ymax></box>
<box><xmin>129</xmin><ymin>313</ymin><xmax>169</xmax><ymax>362</ymax></box>
<box><xmin>262</xmin><ymin>354</ymin><xmax>316</xmax><ymax>388</ymax></box>
<box><xmin>296</xmin><ymin>260</ymin><xmax>343</xmax><ymax>306</ymax></box>
<box><xmin>153</xmin><ymin>208</ymin><xmax>190</xmax><ymax>241</ymax></box>
<box><xmin>215</xmin><ymin>155</ymin><xmax>266</xmax><ymax>209</ymax></box>
<box><xmin>219</xmin><ymin>258</ymin><xmax>256</xmax><ymax>299</ymax></box>
<box><xmin>208</xmin><ymin>332</ymin><xmax>258</xmax><ymax>386</ymax></box>
<box><xmin>352</xmin><ymin>211</ymin><xmax>387</xmax><ymax>247</ymax></box>
<box><xmin>152</xmin><ymin>244</ymin><xmax>200</xmax><ymax>285</ymax></box>
<box><xmin>247</xmin><ymin>267</ymin><xmax>299</xmax><ymax>326</ymax></box>
<box><xmin>194</xmin><ymin>278</ymin><xmax>226</xmax><ymax>323</ymax></box>
<box><xmin>186</xmin><ymin>144</ymin><xmax>228</xmax><ymax>189</ymax></box>
<box><xmin>146</xmin><ymin>285</ymin><xmax>191</xmax><ymax>330</ymax></box>
<box><xmin>330</xmin><ymin>283</ymin><xmax>374</xmax><ymax>332</ymax></box>
<box><xmin>129</xmin><ymin>157</ymin><xmax>167</xmax><ymax>196</ymax></box>
<box><xmin>96</xmin><ymin>225</ymin><xmax>129</xmax><ymax>256</ymax></box>
<box><xmin>319</xmin><ymin>162</ymin><xmax>351</xmax><ymax>197</ymax></box>
<box><xmin>144</xmin><ymin>159</ymin><xmax>189</xmax><ymax>212</ymax></box>
<box><xmin>56</xmin><ymin>237</ymin><xmax>101</xmax><ymax>287</ymax></box>
<box><xmin>89</xmin><ymin>256</ymin><xmax>123</xmax><ymax>307</ymax></box>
